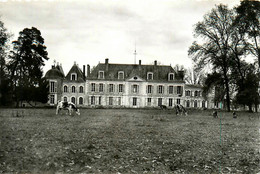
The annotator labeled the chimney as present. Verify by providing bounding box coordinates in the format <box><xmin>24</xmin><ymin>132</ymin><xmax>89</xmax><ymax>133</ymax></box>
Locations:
<box><xmin>83</xmin><ymin>65</ymin><xmax>86</xmax><ymax>80</ymax></box>
<box><xmin>87</xmin><ymin>64</ymin><xmax>90</xmax><ymax>77</ymax></box>
<box><xmin>138</xmin><ymin>60</ymin><xmax>142</xmax><ymax>71</ymax></box>
<box><xmin>105</xmin><ymin>58</ymin><xmax>109</xmax><ymax>71</ymax></box>
<box><xmin>154</xmin><ymin>60</ymin><xmax>157</xmax><ymax>66</ymax></box>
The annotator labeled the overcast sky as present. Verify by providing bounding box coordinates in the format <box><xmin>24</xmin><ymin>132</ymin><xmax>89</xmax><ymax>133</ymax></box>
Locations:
<box><xmin>0</xmin><ymin>0</ymin><xmax>241</xmax><ymax>74</ymax></box>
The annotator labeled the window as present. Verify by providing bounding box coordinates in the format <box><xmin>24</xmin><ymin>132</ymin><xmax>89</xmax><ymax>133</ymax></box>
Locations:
<box><xmin>132</xmin><ymin>84</ymin><xmax>139</xmax><ymax>93</ymax></box>
<box><xmin>169</xmin><ymin>73</ymin><xmax>174</xmax><ymax>81</ymax></box>
<box><xmin>202</xmin><ymin>100</ymin><xmax>206</xmax><ymax>108</ymax></box>
<box><xmin>158</xmin><ymin>85</ymin><xmax>164</xmax><ymax>94</ymax></box>
<box><xmin>185</xmin><ymin>90</ymin><xmax>191</xmax><ymax>96</ymax></box>
<box><xmin>79</xmin><ymin>97</ymin><xmax>83</xmax><ymax>105</ymax></box>
<box><xmin>99</xmin><ymin>84</ymin><xmax>104</xmax><ymax>92</ymax></box>
<box><xmin>118</xmin><ymin>97</ymin><xmax>121</xmax><ymax>105</ymax></box>
<box><xmin>158</xmin><ymin>98</ymin><xmax>162</xmax><ymax>106</ymax></box>
<box><xmin>71</xmin><ymin>97</ymin><xmax>76</xmax><ymax>104</ymax></box>
<box><xmin>91</xmin><ymin>96</ymin><xmax>95</xmax><ymax>105</ymax></box>
<box><xmin>91</xmin><ymin>83</ymin><xmax>95</xmax><ymax>92</ymax></box>
<box><xmin>109</xmin><ymin>97</ymin><xmax>113</xmax><ymax>105</ymax></box>
<box><xmin>98</xmin><ymin>71</ymin><xmax>104</xmax><ymax>79</ymax></box>
<box><xmin>186</xmin><ymin>100</ymin><xmax>190</xmax><ymax>108</ymax></box>
<box><xmin>195</xmin><ymin>91</ymin><xmax>198</xmax><ymax>97</ymax></box>
<box><xmin>79</xmin><ymin>86</ymin><xmax>84</xmax><ymax>93</ymax></box>
<box><xmin>133</xmin><ymin>97</ymin><xmax>137</xmax><ymax>106</ymax></box>
<box><xmin>50</xmin><ymin>82</ymin><xmax>55</xmax><ymax>93</ymax></box>
<box><xmin>147</xmin><ymin>72</ymin><xmax>153</xmax><ymax>80</ymax></box>
<box><xmin>198</xmin><ymin>91</ymin><xmax>201</xmax><ymax>97</ymax></box>
<box><xmin>177</xmin><ymin>98</ymin><xmax>181</xmax><ymax>105</ymax></box>
<box><xmin>147</xmin><ymin>85</ymin><xmax>152</xmax><ymax>94</ymax></box>
<box><xmin>169</xmin><ymin>86</ymin><xmax>173</xmax><ymax>94</ymax></box>
<box><xmin>71</xmin><ymin>73</ymin><xmax>77</xmax><ymax>81</ymax></box>
<box><xmin>72</xmin><ymin>86</ymin><xmax>76</xmax><ymax>93</ymax></box>
<box><xmin>169</xmin><ymin>98</ymin><xmax>173</xmax><ymax>107</ymax></box>
<box><xmin>109</xmin><ymin>84</ymin><xmax>114</xmax><ymax>93</ymax></box>
<box><xmin>177</xmin><ymin>86</ymin><xmax>182</xmax><ymax>95</ymax></box>
<box><xmin>118</xmin><ymin>71</ymin><xmax>124</xmax><ymax>80</ymax></box>
<box><xmin>147</xmin><ymin>98</ymin><xmax>152</xmax><ymax>106</ymax></box>
<box><xmin>118</xmin><ymin>84</ymin><xmax>124</xmax><ymax>93</ymax></box>
<box><xmin>50</xmin><ymin>95</ymin><xmax>55</xmax><ymax>104</ymax></box>
<box><xmin>63</xmin><ymin>96</ymin><xmax>67</xmax><ymax>102</ymax></box>
<box><xmin>99</xmin><ymin>96</ymin><xmax>102</xmax><ymax>105</ymax></box>
<box><xmin>194</xmin><ymin>100</ymin><xmax>198</xmax><ymax>108</ymax></box>
<box><xmin>63</xmin><ymin>85</ymin><xmax>68</xmax><ymax>93</ymax></box>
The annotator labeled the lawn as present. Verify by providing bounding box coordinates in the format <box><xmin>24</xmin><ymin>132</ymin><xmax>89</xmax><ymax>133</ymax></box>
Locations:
<box><xmin>0</xmin><ymin>108</ymin><xmax>259</xmax><ymax>173</ymax></box>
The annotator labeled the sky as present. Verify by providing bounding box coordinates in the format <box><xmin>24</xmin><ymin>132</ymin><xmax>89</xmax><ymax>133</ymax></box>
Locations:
<box><xmin>0</xmin><ymin>0</ymin><xmax>241</xmax><ymax>75</ymax></box>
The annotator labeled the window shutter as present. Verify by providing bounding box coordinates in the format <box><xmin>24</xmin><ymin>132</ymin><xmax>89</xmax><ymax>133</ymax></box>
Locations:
<box><xmin>174</xmin><ymin>86</ymin><xmax>177</xmax><ymax>94</ymax></box>
<box><xmin>162</xmin><ymin>86</ymin><xmax>164</xmax><ymax>94</ymax></box>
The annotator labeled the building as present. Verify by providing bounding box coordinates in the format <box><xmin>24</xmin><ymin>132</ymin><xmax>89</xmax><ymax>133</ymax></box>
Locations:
<box><xmin>45</xmin><ymin>58</ymin><xmax>208</xmax><ymax>108</ymax></box>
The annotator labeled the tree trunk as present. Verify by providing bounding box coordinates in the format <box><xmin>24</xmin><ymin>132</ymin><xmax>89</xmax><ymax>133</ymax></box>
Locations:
<box><xmin>249</xmin><ymin>104</ymin><xmax>253</xmax><ymax>112</ymax></box>
<box><xmin>223</xmin><ymin>73</ymin><xmax>231</xmax><ymax>112</ymax></box>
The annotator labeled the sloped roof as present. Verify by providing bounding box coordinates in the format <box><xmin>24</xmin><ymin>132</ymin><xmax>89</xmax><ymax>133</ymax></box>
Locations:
<box><xmin>185</xmin><ymin>84</ymin><xmax>203</xmax><ymax>89</ymax></box>
<box><xmin>45</xmin><ymin>66</ymin><xmax>64</xmax><ymax>79</ymax></box>
<box><xmin>64</xmin><ymin>64</ymin><xmax>85</xmax><ymax>82</ymax></box>
<box><xmin>88</xmin><ymin>63</ymin><xmax>184</xmax><ymax>82</ymax></box>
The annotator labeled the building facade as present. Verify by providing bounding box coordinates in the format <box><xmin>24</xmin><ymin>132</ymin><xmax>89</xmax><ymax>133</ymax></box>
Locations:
<box><xmin>45</xmin><ymin>59</ymin><xmax>209</xmax><ymax>108</ymax></box>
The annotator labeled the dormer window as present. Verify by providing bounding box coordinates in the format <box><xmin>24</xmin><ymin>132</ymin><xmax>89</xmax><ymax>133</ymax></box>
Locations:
<box><xmin>71</xmin><ymin>73</ymin><xmax>77</xmax><ymax>81</ymax></box>
<box><xmin>168</xmin><ymin>73</ymin><xmax>174</xmax><ymax>81</ymax></box>
<box><xmin>118</xmin><ymin>71</ymin><xmax>124</xmax><ymax>80</ymax></box>
<box><xmin>147</xmin><ymin>72</ymin><xmax>153</xmax><ymax>80</ymax></box>
<box><xmin>98</xmin><ymin>71</ymin><xmax>104</xmax><ymax>79</ymax></box>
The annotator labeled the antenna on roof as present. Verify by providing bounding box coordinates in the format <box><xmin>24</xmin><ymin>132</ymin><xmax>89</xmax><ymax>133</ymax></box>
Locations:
<box><xmin>134</xmin><ymin>41</ymin><xmax>137</xmax><ymax>64</ymax></box>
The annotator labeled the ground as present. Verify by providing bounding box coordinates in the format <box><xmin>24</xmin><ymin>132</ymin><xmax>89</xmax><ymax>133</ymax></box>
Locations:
<box><xmin>0</xmin><ymin>108</ymin><xmax>259</xmax><ymax>173</ymax></box>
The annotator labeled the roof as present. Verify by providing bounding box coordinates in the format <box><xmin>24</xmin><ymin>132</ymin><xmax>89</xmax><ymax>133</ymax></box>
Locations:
<box><xmin>64</xmin><ymin>63</ymin><xmax>85</xmax><ymax>82</ymax></box>
<box><xmin>45</xmin><ymin>65</ymin><xmax>65</xmax><ymax>79</ymax></box>
<box><xmin>88</xmin><ymin>62</ymin><xmax>184</xmax><ymax>82</ymax></box>
<box><xmin>185</xmin><ymin>84</ymin><xmax>203</xmax><ymax>89</ymax></box>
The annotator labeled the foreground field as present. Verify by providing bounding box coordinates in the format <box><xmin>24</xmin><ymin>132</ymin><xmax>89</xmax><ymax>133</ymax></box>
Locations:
<box><xmin>0</xmin><ymin>108</ymin><xmax>259</xmax><ymax>173</ymax></box>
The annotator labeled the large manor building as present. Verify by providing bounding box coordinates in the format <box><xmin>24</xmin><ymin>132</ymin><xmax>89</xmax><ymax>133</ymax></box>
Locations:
<box><xmin>45</xmin><ymin>58</ymin><xmax>210</xmax><ymax>109</ymax></box>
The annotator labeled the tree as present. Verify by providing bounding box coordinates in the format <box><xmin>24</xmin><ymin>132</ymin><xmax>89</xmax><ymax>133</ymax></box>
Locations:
<box><xmin>234</xmin><ymin>63</ymin><xmax>259</xmax><ymax>112</ymax></box>
<box><xmin>184</xmin><ymin>65</ymin><xmax>206</xmax><ymax>85</ymax></box>
<box><xmin>0</xmin><ymin>19</ymin><xmax>12</xmax><ymax>106</ymax></box>
<box><xmin>188</xmin><ymin>5</ymin><xmax>243</xmax><ymax>111</ymax></box>
<box><xmin>236</xmin><ymin>0</ymin><xmax>260</xmax><ymax>72</ymax></box>
<box><xmin>8</xmin><ymin>27</ymin><xmax>49</xmax><ymax>107</ymax></box>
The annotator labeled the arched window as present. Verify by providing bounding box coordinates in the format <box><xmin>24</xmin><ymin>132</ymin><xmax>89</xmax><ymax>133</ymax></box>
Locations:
<box><xmin>79</xmin><ymin>86</ymin><xmax>84</xmax><ymax>93</ymax></box>
<box><xmin>194</xmin><ymin>100</ymin><xmax>198</xmax><ymax>108</ymax></box>
<box><xmin>63</xmin><ymin>96</ymin><xmax>67</xmax><ymax>102</ymax></box>
<box><xmin>72</xmin><ymin>86</ymin><xmax>76</xmax><ymax>93</ymax></box>
<box><xmin>186</xmin><ymin>100</ymin><xmax>190</xmax><ymax>108</ymax></box>
<box><xmin>63</xmin><ymin>85</ymin><xmax>68</xmax><ymax>93</ymax></box>
<box><xmin>202</xmin><ymin>100</ymin><xmax>206</xmax><ymax>108</ymax></box>
<box><xmin>79</xmin><ymin>97</ymin><xmax>83</xmax><ymax>105</ymax></box>
<box><xmin>71</xmin><ymin>97</ymin><xmax>76</xmax><ymax>104</ymax></box>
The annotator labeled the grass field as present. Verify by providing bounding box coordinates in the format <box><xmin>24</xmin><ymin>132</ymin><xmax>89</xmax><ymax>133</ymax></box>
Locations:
<box><xmin>0</xmin><ymin>108</ymin><xmax>259</xmax><ymax>173</ymax></box>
